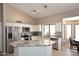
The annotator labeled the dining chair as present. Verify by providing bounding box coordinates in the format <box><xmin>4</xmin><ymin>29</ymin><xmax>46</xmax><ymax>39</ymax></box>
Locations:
<box><xmin>69</xmin><ymin>37</ymin><xmax>79</xmax><ymax>49</ymax></box>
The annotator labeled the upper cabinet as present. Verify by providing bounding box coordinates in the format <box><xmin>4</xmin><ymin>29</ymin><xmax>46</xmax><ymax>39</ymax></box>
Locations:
<box><xmin>6</xmin><ymin>23</ymin><xmax>41</xmax><ymax>32</ymax></box>
<box><xmin>55</xmin><ymin>22</ymin><xmax>62</xmax><ymax>32</ymax></box>
<box><xmin>30</xmin><ymin>25</ymin><xmax>41</xmax><ymax>32</ymax></box>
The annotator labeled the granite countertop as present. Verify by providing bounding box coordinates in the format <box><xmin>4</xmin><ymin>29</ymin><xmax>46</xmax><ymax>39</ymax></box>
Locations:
<box><xmin>10</xmin><ymin>39</ymin><xmax>56</xmax><ymax>47</ymax></box>
<box><xmin>50</xmin><ymin>35</ymin><xmax>62</xmax><ymax>39</ymax></box>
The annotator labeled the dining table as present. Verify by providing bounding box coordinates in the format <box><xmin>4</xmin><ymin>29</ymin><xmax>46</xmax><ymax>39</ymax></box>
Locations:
<box><xmin>74</xmin><ymin>38</ymin><xmax>79</xmax><ymax>52</ymax></box>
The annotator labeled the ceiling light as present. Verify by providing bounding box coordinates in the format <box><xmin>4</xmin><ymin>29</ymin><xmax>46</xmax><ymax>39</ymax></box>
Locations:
<box><xmin>44</xmin><ymin>5</ymin><xmax>47</xmax><ymax>8</ymax></box>
<box><xmin>32</xmin><ymin>10</ymin><xmax>37</xmax><ymax>14</ymax></box>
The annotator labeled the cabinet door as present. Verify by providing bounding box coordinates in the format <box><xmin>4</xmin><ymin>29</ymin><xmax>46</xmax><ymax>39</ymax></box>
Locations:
<box><xmin>55</xmin><ymin>22</ymin><xmax>61</xmax><ymax>32</ymax></box>
<box><xmin>30</xmin><ymin>25</ymin><xmax>41</xmax><ymax>31</ymax></box>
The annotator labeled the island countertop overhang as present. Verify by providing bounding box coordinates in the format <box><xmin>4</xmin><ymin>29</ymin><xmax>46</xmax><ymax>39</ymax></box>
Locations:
<box><xmin>10</xmin><ymin>40</ymin><xmax>56</xmax><ymax>47</ymax></box>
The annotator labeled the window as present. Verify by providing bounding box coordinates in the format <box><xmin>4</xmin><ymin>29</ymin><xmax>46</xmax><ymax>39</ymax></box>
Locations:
<box><xmin>75</xmin><ymin>25</ymin><xmax>79</xmax><ymax>38</ymax></box>
<box><xmin>66</xmin><ymin>25</ymin><xmax>71</xmax><ymax>39</ymax></box>
<box><xmin>50</xmin><ymin>25</ymin><xmax>55</xmax><ymax>35</ymax></box>
<box><xmin>43</xmin><ymin>25</ymin><xmax>55</xmax><ymax>36</ymax></box>
<box><xmin>44</xmin><ymin>25</ymin><xmax>50</xmax><ymax>36</ymax></box>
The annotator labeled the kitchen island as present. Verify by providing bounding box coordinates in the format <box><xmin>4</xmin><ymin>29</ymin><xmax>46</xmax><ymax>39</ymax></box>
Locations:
<box><xmin>10</xmin><ymin>39</ymin><xmax>56</xmax><ymax>56</ymax></box>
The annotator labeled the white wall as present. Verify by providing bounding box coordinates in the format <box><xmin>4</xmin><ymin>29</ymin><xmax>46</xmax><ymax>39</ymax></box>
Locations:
<box><xmin>5</xmin><ymin>4</ymin><xmax>37</xmax><ymax>25</ymax></box>
<box><xmin>37</xmin><ymin>8</ymin><xmax>79</xmax><ymax>25</ymax></box>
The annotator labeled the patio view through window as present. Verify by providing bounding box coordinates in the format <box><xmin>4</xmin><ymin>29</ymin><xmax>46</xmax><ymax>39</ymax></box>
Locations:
<box><xmin>66</xmin><ymin>25</ymin><xmax>71</xmax><ymax>39</ymax></box>
<box><xmin>75</xmin><ymin>25</ymin><xmax>79</xmax><ymax>38</ymax></box>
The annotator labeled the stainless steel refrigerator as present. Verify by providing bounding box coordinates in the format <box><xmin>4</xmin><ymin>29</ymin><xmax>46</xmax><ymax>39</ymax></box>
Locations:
<box><xmin>5</xmin><ymin>26</ymin><xmax>21</xmax><ymax>54</ymax></box>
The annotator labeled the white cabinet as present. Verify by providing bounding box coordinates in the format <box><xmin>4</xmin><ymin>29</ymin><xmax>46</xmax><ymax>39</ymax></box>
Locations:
<box><xmin>55</xmin><ymin>22</ymin><xmax>61</xmax><ymax>32</ymax></box>
<box><xmin>6</xmin><ymin>23</ymin><xmax>41</xmax><ymax>32</ymax></box>
<box><xmin>30</xmin><ymin>25</ymin><xmax>41</xmax><ymax>31</ymax></box>
<box><xmin>14</xmin><ymin>45</ymin><xmax>52</xmax><ymax>56</ymax></box>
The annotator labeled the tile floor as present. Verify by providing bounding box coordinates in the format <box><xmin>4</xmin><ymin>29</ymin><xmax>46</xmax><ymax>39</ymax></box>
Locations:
<box><xmin>52</xmin><ymin>39</ymin><xmax>79</xmax><ymax>56</ymax></box>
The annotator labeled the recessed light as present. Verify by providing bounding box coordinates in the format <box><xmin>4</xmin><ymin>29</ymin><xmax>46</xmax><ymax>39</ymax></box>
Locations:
<box><xmin>44</xmin><ymin>5</ymin><xmax>48</xmax><ymax>8</ymax></box>
<box><xmin>33</xmin><ymin>10</ymin><xmax>37</xmax><ymax>12</ymax></box>
<box><xmin>32</xmin><ymin>10</ymin><xmax>37</xmax><ymax>14</ymax></box>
